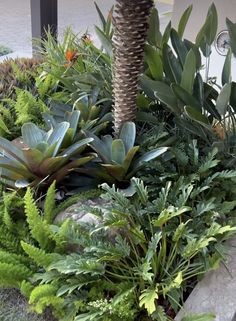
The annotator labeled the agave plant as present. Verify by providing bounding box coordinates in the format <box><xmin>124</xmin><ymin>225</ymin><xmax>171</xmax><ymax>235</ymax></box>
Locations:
<box><xmin>0</xmin><ymin>122</ymin><xmax>94</xmax><ymax>189</ymax></box>
<box><xmin>83</xmin><ymin>122</ymin><xmax>168</xmax><ymax>184</ymax></box>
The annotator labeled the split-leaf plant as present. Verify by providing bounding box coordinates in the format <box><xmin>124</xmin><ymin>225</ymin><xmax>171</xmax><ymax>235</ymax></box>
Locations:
<box><xmin>5</xmin><ymin>152</ymin><xmax>235</xmax><ymax>321</ymax></box>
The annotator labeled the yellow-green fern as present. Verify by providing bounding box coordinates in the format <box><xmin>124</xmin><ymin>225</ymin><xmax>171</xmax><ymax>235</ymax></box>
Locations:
<box><xmin>21</xmin><ymin>241</ymin><xmax>60</xmax><ymax>269</ymax></box>
<box><xmin>24</xmin><ymin>188</ymin><xmax>53</xmax><ymax>249</ymax></box>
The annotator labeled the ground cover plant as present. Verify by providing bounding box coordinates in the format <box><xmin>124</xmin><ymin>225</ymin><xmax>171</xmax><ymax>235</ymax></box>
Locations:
<box><xmin>0</xmin><ymin>1</ymin><xmax>236</xmax><ymax>321</ymax></box>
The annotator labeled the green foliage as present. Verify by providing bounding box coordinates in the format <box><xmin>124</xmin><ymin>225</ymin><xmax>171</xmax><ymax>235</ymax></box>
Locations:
<box><xmin>84</xmin><ymin>121</ymin><xmax>168</xmax><ymax>183</ymax></box>
<box><xmin>0</xmin><ymin>121</ymin><xmax>94</xmax><ymax>189</ymax></box>
<box><xmin>13</xmin><ymin>88</ymin><xmax>48</xmax><ymax>125</ymax></box>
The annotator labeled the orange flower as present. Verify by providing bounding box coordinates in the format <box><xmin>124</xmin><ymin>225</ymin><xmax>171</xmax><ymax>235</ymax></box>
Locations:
<box><xmin>64</xmin><ymin>49</ymin><xmax>80</xmax><ymax>68</ymax></box>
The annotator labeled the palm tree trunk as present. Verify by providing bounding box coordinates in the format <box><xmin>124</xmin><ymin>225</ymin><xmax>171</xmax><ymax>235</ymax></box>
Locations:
<box><xmin>112</xmin><ymin>0</ymin><xmax>154</xmax><ymax>133</ymax></box>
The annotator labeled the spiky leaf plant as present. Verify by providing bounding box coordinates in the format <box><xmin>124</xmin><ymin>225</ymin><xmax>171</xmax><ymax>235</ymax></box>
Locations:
<box><xmin>112</xmin><ymin>0</ymin><xmax>154</xmax><ymax>132</ymax></box>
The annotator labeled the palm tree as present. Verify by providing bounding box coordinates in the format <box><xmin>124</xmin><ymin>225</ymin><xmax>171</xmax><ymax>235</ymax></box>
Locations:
<box><xmin>112</xmin><ymin>0</ymin><xmax>154</xmax><ymax>133</ymax></box>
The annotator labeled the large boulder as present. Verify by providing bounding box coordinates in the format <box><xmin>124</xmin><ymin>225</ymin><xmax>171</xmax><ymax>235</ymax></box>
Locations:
<box><xmin>175</xmin><ymin>237</ymin><xmax>236</xmax><ymax>321</ymax></box>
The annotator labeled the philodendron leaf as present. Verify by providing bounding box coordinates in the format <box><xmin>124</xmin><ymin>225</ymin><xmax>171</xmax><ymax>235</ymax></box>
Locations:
<box><xmin>119</xmin><ymin>122</ymin><xmax>136</xmax><ymax>153</ymax></box>
<box><xmin>139</xmin><ymin>287</ymin><xmax>159</xmax><ymax>315</ymax></box>
<box><xmin>215</xmin><ymin>83</ymin><xmax>231</xmax><ymax>116</ymax></box>
<box><xmin>181</xmin><ymin>313</ymin><xmax>216</xmax><ymax>321</ymax></box>
<box><xmin>178</xmin><ymin>5</ymin><xmax>193</xmax><ymax>39</ymax></box>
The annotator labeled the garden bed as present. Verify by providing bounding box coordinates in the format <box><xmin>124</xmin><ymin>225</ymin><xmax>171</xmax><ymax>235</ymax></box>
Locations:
<box><xmin>0</xmin><ymin>2</ymin><xmax>236</xmax><ymax>321</ymax></box>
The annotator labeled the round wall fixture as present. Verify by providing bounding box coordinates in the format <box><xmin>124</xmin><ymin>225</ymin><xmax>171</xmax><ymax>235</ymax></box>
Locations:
<box><xmin>215</xmin><ymin>30</ymin><xmax>230</xmax><ymax>56</ymax></box>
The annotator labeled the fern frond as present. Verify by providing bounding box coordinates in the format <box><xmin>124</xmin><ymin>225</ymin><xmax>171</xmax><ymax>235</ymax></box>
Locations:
<box><xmin>21</xmin><ymin>241</ymin><xmax>60</xmax><ymax>269</ymax></box>
<box><xmin>44</xmin><ymin>181</ymin><xmax>56</xmax><ymax>224</ymax></box>
<box><xmin>24</xmin><ymin>188</ymin><xmax>52</xmax><ymax>249</ymax></box>
<box><xmin>0</xmin><ymin>262</ymin><xmax>32</xmax><ymax>288</ymax></box>
<box><xmin>20</xmin><ymin>280</ymin><xmax>34</xmax><ymax>298</ymax></box>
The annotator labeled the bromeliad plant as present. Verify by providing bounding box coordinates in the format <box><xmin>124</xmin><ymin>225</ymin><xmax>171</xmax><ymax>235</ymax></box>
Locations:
<box><xmin>83</xmin><ymin>122</ymin><xmax>168</xmax><ymax>185</ymax></box>
<box><xmin>0</xmin><ymin>121</ymin><xmax>94</xmax><ymax>189</ymax></box>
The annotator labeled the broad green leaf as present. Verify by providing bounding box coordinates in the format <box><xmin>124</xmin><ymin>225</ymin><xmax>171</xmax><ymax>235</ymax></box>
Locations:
<box><xmin>180</xmin><ymin>49</ymin><xmax>196</xmax><ymax>94</ymax></box>
<box><xmin>47</xmin><ymin>122</ymin><xmax>70</xmax><ymax>156</ymax></box>
<box><xmin>101</xmin><ymin>163</ymin><xmax>126</xmax><ymax>181</ymax></box>
<box><xmin>83</xmin><ymin>130</ymin><xmax>110</xmax><ymax>162</ymax></box>
<box><xmin>170</xmin><ymin>29</ymin><xmax>188</xmax><ymax>67</ymax></box>
<box><xmin>131</xmin><ymin>147</ymin><xmax>168</xmax><ymax>175</ymax></box>
<box><xmin>147</xmin><ymin>8</ymin><xmax>162</xmax><ymax>47</ymax></box>
<box><xmin>162</xmin><ymin>21</ymin><xmax>171</xmax><ymax>46</ymax></box>
<box><xmin>139</xmin><ymin>287</ymin><xmax>158</xmax><ymax>315</ymax></box>
<box><xmin>163</xmin><ymin>43</ymin><xmax>182</xmax><ymax>83</ymax></box>
<box><xmin>153</xmin><ymin>206</ymin><xmax>191</xmax><ymax>227</ymax></box>
<box><xmin>0</xmin><ymin>137</ymin><xmax>27</xmax><ymax>166</ymax></box>
<box><xmin>206</xmin><ymin>4</ymin><xmax>218</xmax><ymax>45</ymax></box>
<box><xmin>226</xmin><ymin>18</ymin><xmax>236</xmax><ymax>57</ymax></box>
<box><xmin>95</xmin><ymin>26</ymin><xmax>112</xmax><ymax>56</ymax></box>
<box><xmin>184</xmin><ymin>39</ymin><xmax>202</xmax><ymax>70</ymax></box>
<box><xmin>22</xmin><ymin>123</ymin><xmax>45</xmax><ymax>149</ymax></box>
<box><xmin>171</xmin><ymin>84</ymin><xmax>202</xmax><ymax>111</ymax></box>
<box><xmin>216</xmin><ymin>83</ymin><xmax>231</xmax><ymax>116</ymax></box>
<box><xmin>145</xmin><ymin>44</ymin><xmax>163</xmax><ymax>80</ymax></box>
<box><xmin>111</xmin><ymin>139</ymin><xmax>126</xmax><ymax>164</ymax></box>
<box><xmin>140</xmin><ymin>76</ymin><xmax>179</xmax><ymax>114</ymax></box>
<box><xmin>59</xmin><ymin>138</ymin><xmax>93</xmax><ymax>158</ymax></box>
<box><xmin>51</xmin><ymin>156</ymin><xmax>94</xmax><ymax>182</ymax></box>
<box><xmin>193</xmin><ymin>73</ymin><xmax>204</xmax><ymax>106</ymax></box>
<box><xmin>119</xmin><ymin>122</ymin><xmax>136</xmax><ymax>153</ymax></box>
<box><xmin>23</xmin><ymin>149</ymin><xmax>45</xmax><ymax>173</ymax></box>
<box><xmin>123</xmin><ymin>146</ymin><xmax>140</xmax><ymax>173</ymax></box>
<box><xmin>196</xmin><ymin>4</ymin><xmax>218</xmax><ymax>47</ymax></box>
<box><xmin>222</xmin><ymin>49</ymin><xmax>232</xmax><ymax>85</ymax></box>
<box><xmin>0</xmin><ymin>158</ymin><xmax>30</xmax><ymax>178</ymax></box>
<box><xmin>178</xmin><ymin>5</ymin><xmax>193</xmax><ymax>38</ymax></box>
<box><xmin>181</xmin><ymin>313</ymin><xmax>216</xmax><ymax>321</ymax></box>
<box><xmin>185</xmin><ymin>106</ymin><xmax>210</xmax><ymax>127</ymax></box>
<box><xmin>39</xmin><ymin>156</ymin><xmax>68</xmax><ymax>176</ymax></box>
<box><xmin>163</xmin><ymin>272</ymin><xmax>183</xmax><ymax>296</ymax></box>
<box><xmin>65</xmin><ymin>110</ymin><xmax>80</xmax><ymax>132</ymax></box>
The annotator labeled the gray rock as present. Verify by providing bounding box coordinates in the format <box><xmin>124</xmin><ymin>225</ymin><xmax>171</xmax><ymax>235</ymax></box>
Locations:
<box><xmin>175</xmin><ymin>237</ymin><xmax>236</xmax><ymax>321</ymax></box>
<box><xmin>54</xmin><ymin>198</ymin><xmax>108</xmax><ymax>225</ymax></box>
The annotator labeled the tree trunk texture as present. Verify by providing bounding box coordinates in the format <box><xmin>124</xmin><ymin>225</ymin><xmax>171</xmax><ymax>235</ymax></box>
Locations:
<box><xmin>112</xmin><ymin>0</ymin><xmax>154</xmax><ymax>133</ymax></box>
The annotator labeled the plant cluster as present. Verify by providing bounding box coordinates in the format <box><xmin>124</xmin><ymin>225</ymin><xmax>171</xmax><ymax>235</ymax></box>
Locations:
<box><xmin>0</xmin><ymin>2</ymin><xmax>236</xmax><ymax>321</ymax></box>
